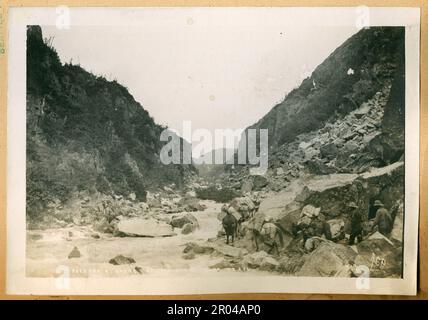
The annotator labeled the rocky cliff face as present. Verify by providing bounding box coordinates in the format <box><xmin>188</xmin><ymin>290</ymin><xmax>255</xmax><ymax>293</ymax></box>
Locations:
<box><xmin>207</xmin><ymin>27</ymin><xmax>406</xmax><ymax>278</ymax></box>
<box><xmin>245</xmin><ymin>27</ymin><xmax>404</xmax><ymax>150</ymax></box>
<box><xmin>229</xmin><ymin>27</ymin><xmax>405</xmax><ymax>189</ymax></box>
<box><xmin>26</xmin><ymin>26</ymin><xmax>196</xmax><ymax>219</ymax></box>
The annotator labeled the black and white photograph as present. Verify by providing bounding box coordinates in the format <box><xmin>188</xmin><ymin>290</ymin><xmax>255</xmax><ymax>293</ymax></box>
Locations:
<box><xmin>6</xmin><ymin>7</ymin><xmax>420</xmax><ymax>295</ymax></box>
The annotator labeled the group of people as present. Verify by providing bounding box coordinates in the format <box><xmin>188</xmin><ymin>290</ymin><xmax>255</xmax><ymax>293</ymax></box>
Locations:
<box><xmin>222</xmin><ymin>196</ymin><xmax>394</xmax><ymax>251</ymax></box>
<box><xmin>348</xmin><ymin>199</ymin><xmax>393</xmax><ymax>245</ymax></box>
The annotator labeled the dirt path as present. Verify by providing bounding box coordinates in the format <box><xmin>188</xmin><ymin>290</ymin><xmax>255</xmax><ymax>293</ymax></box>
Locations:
<box><xmin>26</xmin><ymin>200</ymin><xmax>236</xmax><ymax>278</ymax></box>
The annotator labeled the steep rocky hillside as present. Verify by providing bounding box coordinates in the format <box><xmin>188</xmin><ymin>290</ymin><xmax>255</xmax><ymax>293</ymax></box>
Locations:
<box><xmin>229</xmin><ymin>27</ymin><xmax>404</xmax><ymax>188</ymax></box>
<box><xmin>26</xmin><ymin>26</ymin><xmax>196</xmax><ymax>220</ymax></box>
<box><xmin>246</xmin><ymin>27</ymin><xmax>404</xmax><ymax>150</ymax></box>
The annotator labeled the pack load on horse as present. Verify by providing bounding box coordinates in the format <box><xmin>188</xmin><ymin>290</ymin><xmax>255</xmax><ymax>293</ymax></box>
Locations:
<box><xmin>259</xmin><ymin>218</ymin><xmax>284</xmax><ymax>255</ymax></box>
<box><xmin>218</xmin><ymin>197</ymin><xmax>257</xmax><ymax>244</ymax></box>
<box><xmin>229</xmin><ymin>196</ymin><xmax>256</xmax><ymax>220</ymax></box>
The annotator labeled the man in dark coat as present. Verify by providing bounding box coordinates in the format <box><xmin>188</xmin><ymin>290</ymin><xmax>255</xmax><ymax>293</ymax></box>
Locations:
<box><xmin>372</xmin><ymin>200</ymin><xmax>392</xmax><ymax>236</ymax></box>
<box><xmin>222</xmin><ymin>211</ymin><xmax>238</xmax><ymax>245</ymax></box>
<box><xmin>348</xmin><ymin>202</ymin><xmax>364</xmax><ymax>245</ymax></box>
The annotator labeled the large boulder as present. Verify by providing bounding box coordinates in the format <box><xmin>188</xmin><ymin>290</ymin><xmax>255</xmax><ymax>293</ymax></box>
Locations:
<box><xmin>182</xmin><ymin>223</ymin><xmax>198</xmax><ymax>234</ymax></box>
<box><xmin>178</xmin><ymin>197</ymin><xmax>205</xmax><ymax>212</ymax></box>
<box><xmin>296</xmin><ymin>241</ymin><xmax>357</xmax><ymax>277</ymax></box>
<box><xmin>117</xmin><ymin>217</ymin><xmax>176</xmax><ymax>237</ymax></box>
<box><xmin>68</xmin><ymin>246</ymin><xmax>81</xmax><ymax>259</ymax></box>
<box><xmin>257</xmin><ymin>181</ymin><xmax>305</xmax><ymax>233</ymax></box>
<box><xmin>183</xmin><ymin>241</ymin><xmax>247</xmax><ymax>258</ymax></box>
<box><xmin>183</xmin><ymin>242</ymin><xmax>215</xmax><ymax>255</ymax></box>
<box><xmin>320</xmin><ymin>143</ymin><xmax>339</xmax><ymax>159</ymax></box>
<box><xmin>109</xmin><ymin>255</ymin><xmax>136</xmax><ymax>265</ymax></box>
<box><xmin>170</xmin><ymin>213</ymin><xmax>198</xmax><ymax>228</ymax></box>
<box><xmin>305</xmin><ymin>159</ymin><xmax>336</xmax><ymax>175</ymax></box>
<box><xmin>300</xmin><ymin>205</ymin><xmax>321</xmax><ymax>218</ymax></box>
<box><xmin>257</xmin><ymin>163</ymin><xmax>404</xmax><ymax>244</ymax></box>
<box><xmin>301</xmin><ymin>162</ymin><xmax>404</xmax><ymax>219</ymax></box>
<box><xmin>242</xmin><ymin>251</ymin><xmax>278</xmax><ymax>271</ymax></box>
<box><xmin>356</xmin><ymin>232</ymin><xmax>402</xmax><ymax>277</ymax></box>
<box><xmin>252</xmin><ymin>175</ymin><xmax>268</xmax><ymax>191</ymax></box>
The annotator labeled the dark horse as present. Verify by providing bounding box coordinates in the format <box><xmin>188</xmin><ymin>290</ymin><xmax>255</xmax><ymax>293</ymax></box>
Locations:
<box><xmin>222</xmin><ymin>213</ymin><xmax>238</xmax><ymax>245</ymax></box>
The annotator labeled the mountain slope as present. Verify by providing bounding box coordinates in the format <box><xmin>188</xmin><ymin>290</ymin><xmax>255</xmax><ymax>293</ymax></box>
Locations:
<box><xmin>247</xmin><ymin>27</ymin><xmax>404</xmax><ymax>150</ymax></box>
<box><xmin>26</xmin><ymin>26</ymin><xmax>195</xmax><ymax>218</ymax></box>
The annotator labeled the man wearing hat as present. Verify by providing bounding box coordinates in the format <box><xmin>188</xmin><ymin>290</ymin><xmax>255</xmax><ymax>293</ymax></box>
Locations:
<box><xmin>371</xmin><ymin>200</ymin><xmax>392</xmax><ymax>236</ymax></box>
<box><xmin>348</xmin><ymin>202</ymin><xmax>364</xmax><ymax>245</ymax></box>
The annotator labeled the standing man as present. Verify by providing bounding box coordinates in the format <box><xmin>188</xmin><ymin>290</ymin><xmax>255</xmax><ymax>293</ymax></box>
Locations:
<box><xmin>348</xmin><ymin>202</ymin><xmax>363</xmax><ymax>245</ymax></box>
<box><xmin>371</xmin><ymin>200</ymin><xmax>392</xmax><ymax>236</ymax></box>
<box><xmin>222</xmin><ymin>210</ymin><xmax>238</xmax><ymax>245</ymax></box>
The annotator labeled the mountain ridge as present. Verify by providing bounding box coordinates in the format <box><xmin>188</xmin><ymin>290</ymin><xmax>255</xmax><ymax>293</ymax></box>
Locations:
<box><xmin>26</xmin><ymin>25</ymin><xmax>196</xmax><ymax>218</ymax></box>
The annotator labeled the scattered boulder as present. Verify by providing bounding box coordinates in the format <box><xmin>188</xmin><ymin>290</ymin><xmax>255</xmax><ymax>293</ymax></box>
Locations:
<box><xmin>305</xmin><ymin>159</ymin><xmax>335</xmax><ymax>175</ymax></box>
<box><xmin>117</xmin><ymin>218</ymin><xmax>176</xmax><ymax>237</ymax></box>
<box><xmin>183</xmin><ymin>242</ymin><xmax>215</xmax><ymax>255</ymax></box>
<box><xmin>276</xmin><ymin>167</ymin><xmax>285</xmax><ymax>176</ymax></box>
<box><xmin>300</xmin><ymin>205</ymin><xmax>321</xmax><ymax>218</ymax></box>
<box><xmin>252</xmin><ymin>175</ymin><xmax>268</xmax><ymax>191</ymax></box>
<box><xmin>209</xmin><ymin>259</ymin><xmax>239</xmax><ymax>270</ymax></box>
<box><xmin>320</xmin><ymin>143</ymin><xmax>338</xmax><ymax>159</ymax></box>
<box><xmin>93</xmin><ymin>217</ymin><xmax>113</xmax><ymax>233</ymax></box>
<box><xmin>183</xmin><ymin>241</ymin><xmax>246</xmax><ymax>258</ymax></box>
<box><xmin>260</xmin><ymin>256</ymin><xmax>280</xmax><ymax>271</ymax></box>
<box><xmin>304</xmin><ymin>147</ymin><xmax>319</xmax><ymax>160</ymax></box>
<box><xmin>135</xmin><ymin>266</ymin><xmax>144</xmax><ymax>274</ymax></box>
<box><xmin>170</xmin><ymin>213</ymin><xmax>198</xmax><ymax>228</ymax></box>
<box><xmin>343</xmin><ymin>140</ymin><xmax>359</xmax><ymax>154</ymax></box>
<box><xmin>109</xmin><ymin>255</ymin><xmax>136</xmax><ymax>265</ymax></box>
<box><xmin>241</xmin><ymin>179</ymin><xmax>253</xmax><ymax>193</ymax></box>
<box><xmin>68</xmin><ymin>246</ymin><xmax>81</xmax><ymax>259</ymax></box>
<box><xmin>179</xmin><ymin>197</ymin><xmax>205</xmax><ymax>212</ymax></box>
<box><xmin>356</xmin><ymin>232</ymin><xmax>402</xmax><ymax>277</ymax></box>
<box><xmin>185</xmin><ymin>190</ymin><xmax>197</xmax><ymax>198</ymax></box>
<box><xmin>182</xmin><ymin>252</ymin><xmax>196</xmax><ymax>260</ymax></box>
<box><xmin>182</xmin><ymin>223</ymin><xmax>198</xmax><ymax>234</ymax></box>
<box><xmin>276</xmin><ymin>255</ymin><xmax>305</xmax><ymax>274</ymax></box>
<box><xmin>242</xmin><ymin>251</ymin><xmax>279</xmax><ymax>271</ymax></box>
<box><xmin>296</xmin><ymin>241</ymin><xmax>357</xmax><ymax>277</ymax></box>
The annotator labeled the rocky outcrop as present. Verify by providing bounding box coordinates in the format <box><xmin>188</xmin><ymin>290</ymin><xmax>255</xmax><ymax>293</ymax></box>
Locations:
<box><xmin>296</xmin><ymin>240</ymin><xmax>357</xmax><ymax>277</ymax></box>
<box><xmin>183</xmin><ymin>241</ymin><xmax>247</xmax><ymax>258</ymax></box>
<box><xmin>68</xmin><ymin>246</ymin><xmax>81</xmax><ymax>259</ymax></box>
<box><xmin>116</xmin><ymin>217</ymin><xmax>176</xmax><ymax>237</ymax></box>
<box><xmin>243</xmin><ymin>27</ymin><xmax>403</xmax><ymax>150</ymax></box>
<box><xmin>242</xmin><ymin>251</ymin><xmax>279</xmax><ymax>271</ymax></box>
<box><xmin>170</xmin><ymin>213</ymin><xmax>198</xmax><ymax>229</ymax></box>
<box><xmin>258</xmin><ymin>162</ymin><xmax>403</xmax><ymax>230</ymax></box>
<box><xmin>109</xmin><ymin>255</ymin><xmax>136</xmax><ymax>265</ymax></box>
<box><xmin>355</xmin><ymin>232</ymin><xmax>402</xmax><ymax>278</ymax></box>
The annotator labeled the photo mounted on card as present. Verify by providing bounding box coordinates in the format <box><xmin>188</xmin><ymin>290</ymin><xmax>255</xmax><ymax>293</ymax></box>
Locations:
<box><xmin>6</xmin><ymin>6</ymin><xmax>420</xmax><ymax>295</ymax></box>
